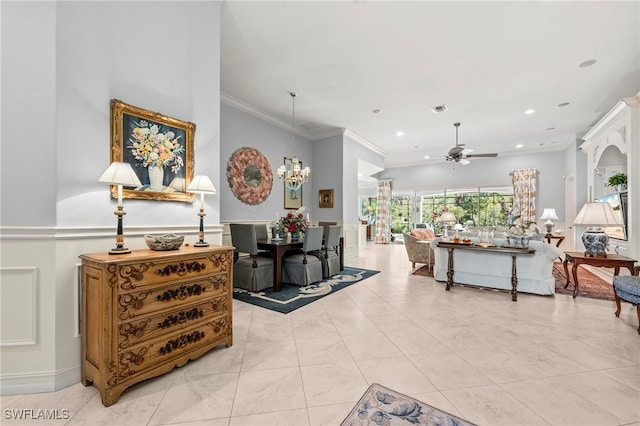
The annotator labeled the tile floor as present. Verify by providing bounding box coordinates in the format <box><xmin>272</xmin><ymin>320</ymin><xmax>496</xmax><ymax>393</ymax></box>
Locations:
<box><xmin>2</xmin><ymin>242</ymin><xmax>639</xmax><ymax>425</ymax></box>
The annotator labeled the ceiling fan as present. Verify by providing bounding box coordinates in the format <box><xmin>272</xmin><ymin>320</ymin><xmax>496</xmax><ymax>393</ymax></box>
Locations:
<box><xmin>445</xmin><ymin>122</ymin><xmax>498</xmax><ymax>165</ymax></box>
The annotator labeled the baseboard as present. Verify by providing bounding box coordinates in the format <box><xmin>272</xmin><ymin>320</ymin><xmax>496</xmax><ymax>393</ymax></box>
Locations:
<box><xmin>0</xmin><ymin>365</ymin><xmax>80</xmax><ymax>396</ymax></box>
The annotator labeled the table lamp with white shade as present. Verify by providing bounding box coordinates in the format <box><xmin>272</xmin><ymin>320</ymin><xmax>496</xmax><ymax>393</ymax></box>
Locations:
<box><xmin>98</xmin><ymin>162</ymin><xmax>142</xmax><ymax>254</ymax></box>
<box><xmin>439</xmin><ymin>208</ymin><xmax>456</xmax><ymax>240</ymax></box>
<box><xmin>573</xmin><ymin>202</ymin><xmax>623</xmax><ymax>257</ymax></box>
<box><xmin>539</xmin><ymin>208</ymin><xmax>559</xmax><ymax>234</ymax></box>
<box><xmin>187</xmin><ymin>175</ymin><xmax>216</xmax><ymax>247</ymax></box>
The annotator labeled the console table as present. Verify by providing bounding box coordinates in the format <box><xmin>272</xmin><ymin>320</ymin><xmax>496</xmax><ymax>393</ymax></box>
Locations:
<box><xmin>437</xmin><ymin>242</ymin><xmax>535</xmax><ymax>301</ymax></box>
<box><xmin>80</xmin><ymin>246</ymin><xmax>233</xmax><ymax>406</ymax></box>
<box><xmin>563</xmin><ymin>251</ymin><xmax>638</xmax><ymax>298</ymax></box>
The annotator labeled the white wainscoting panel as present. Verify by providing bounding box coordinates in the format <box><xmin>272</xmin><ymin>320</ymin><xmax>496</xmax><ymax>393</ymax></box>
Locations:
<box><xmin>0</xmin><ymin>267</ymin><xmax>39</xmax><ymax>346</ymax></box>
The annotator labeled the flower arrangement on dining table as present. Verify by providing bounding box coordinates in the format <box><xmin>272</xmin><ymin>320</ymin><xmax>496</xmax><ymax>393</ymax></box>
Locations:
<box><xmin>128</xmin><ymin>120</ymin><xmax>185</xmax><ymax>173</ymax></box>
<box><xmin>280</xmin><ymin>207</ymin><xmax>310</xmax><ymax>237</ymax></box>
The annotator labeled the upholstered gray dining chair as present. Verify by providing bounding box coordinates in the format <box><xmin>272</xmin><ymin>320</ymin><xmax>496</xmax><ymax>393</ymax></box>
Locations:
<box><xmin>282</xmin><ymin>226</ymin><xmax>324</xmax><ymax>286</ymax></box>
<box><xmin>321</xmin><ymin>225</ymin><xmax>342</xmax><ymax>278</ymax></box>
<box><xmin>230</xmin><ymin>223</ymin><xmax>274</xmax><ymax>292</ymax></box>
<box><xmin>318</xmin><ymin>221</ymin><xmax>337</xmax><ymax>241</ymax></box>
<box><xmin>613</xmin><ymin>266</ymin><xmax>640</xmax><ymax>335</ymax></box>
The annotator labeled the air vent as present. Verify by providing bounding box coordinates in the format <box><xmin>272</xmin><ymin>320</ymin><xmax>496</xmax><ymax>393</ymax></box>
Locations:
<box><xmin>300</xmin><ymin>122</ymin><xmax>321</xmax><ymax>131</ymax></box>
<box><xmin>431</xmin><ymin>104</ymin><xmax>448</xmax><ymax>113</ymax></box>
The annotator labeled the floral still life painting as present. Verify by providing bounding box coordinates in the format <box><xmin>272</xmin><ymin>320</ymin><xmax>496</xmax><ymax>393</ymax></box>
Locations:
<box><xmin>110</xmin><ymin>99</ymin><xmax>195</xmax><ymax>202</ymax></box>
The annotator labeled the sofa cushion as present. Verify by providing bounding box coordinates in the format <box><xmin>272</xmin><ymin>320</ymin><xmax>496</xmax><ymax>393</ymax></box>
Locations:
<box><xmin>411</xmin><ymin>229</ymin><xmax>435</xmax><ymax>240</ymax></box>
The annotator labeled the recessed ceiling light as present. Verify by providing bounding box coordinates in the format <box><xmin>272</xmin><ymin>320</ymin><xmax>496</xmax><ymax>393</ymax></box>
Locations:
<box><xmin>515</xmin><ymin>144</ymin><xmax>524</xmax><ymax>149</ymax></box>
<box><xmin>558</xmin><ymin>102</ymin><xmax>570</xmax><ymax>107</ymax></box>
<box><xmin>423</xmin><ymin>155</ymin><xmax>430</xmax><ymax>159</ymax></box>
<box><xmin>372</xmin><ymin>109</ymin><xmax>382</xmax><ymax>114</ymax></box>
<box><xmin>397</xmin><ymin>131</ymin><xmax>404</xmax><ymax>137</ymax></box>
<box><xmin>431</xmin><ymin>104</ymin><xmax>448</xmax><ymax>113</ymax></box>
<box><xmin>524</xmin><ymin>109</ymin><xmax>535</xmax><ymax>115</ymax></box>
<box><xmin>579</xmin><ymin>59</ymin><xmax>597</xmax><ymax>68</ymax></box>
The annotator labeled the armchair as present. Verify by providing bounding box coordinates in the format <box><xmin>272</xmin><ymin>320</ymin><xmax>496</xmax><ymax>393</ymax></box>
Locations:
<box><xmin>613</xmin><ymin>266</ymin><xmax>640</xmax><ymax>335</ymax></box>
<box><xmin>403</xmin><ymin>229</ymin><xmax>435</xmax><ymax>270</ymax></box>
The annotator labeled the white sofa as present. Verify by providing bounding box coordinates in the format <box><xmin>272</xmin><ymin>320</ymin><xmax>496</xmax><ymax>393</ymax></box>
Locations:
<box><xmin>430</xmin><ymin>237</ymin><xmax>562</xmax><ymax>295</ymax></box>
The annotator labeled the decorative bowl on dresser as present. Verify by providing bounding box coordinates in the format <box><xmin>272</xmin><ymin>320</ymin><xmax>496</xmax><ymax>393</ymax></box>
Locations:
<box><xmin>79</xmin><ymin>245</ymin><xmax>234</xmax><ymax>406</ymax></box>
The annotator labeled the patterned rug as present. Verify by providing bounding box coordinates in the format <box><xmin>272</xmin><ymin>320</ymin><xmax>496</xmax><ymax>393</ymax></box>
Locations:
<box><xmin>413</xmin><ymin>263</ymin><xmax>614</xmax><ymax>300</ymax></box>
<box><xmin>233</xmin><ymin>267</ymin><xmax>379</xmax><ymax>314</ymax></box>
<box><xmin>552</xmin><ymin>263</ymin><xmax>614</xmax><ymax>300</ymax></box>
<box><xmin>341</xmin><ymin>383</ymin><xmax>476</xmax><ymax>426</ymax></box>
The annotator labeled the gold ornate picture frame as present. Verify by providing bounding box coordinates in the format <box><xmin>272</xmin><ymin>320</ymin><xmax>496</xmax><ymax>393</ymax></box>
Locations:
<box><xmin>110</xmin><ymin>99</ymin><xmax>196</xmax><ymax>202</ymax></box>
<box><xmin>319</xmin><ymin>189</ymin><xmax>333</xmax><ymax>208</ymax></box>
<box><xmin>283</xmin><ymin>157</ymin><xmax>303</xmax><ymax>209</ymax></box>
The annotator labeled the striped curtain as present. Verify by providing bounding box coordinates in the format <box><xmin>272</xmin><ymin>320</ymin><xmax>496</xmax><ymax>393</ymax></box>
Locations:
<box><xmin>512</xmin><ymin>169</ymin><xmax>537</xmax><ymax>226</ymax></box>
<box><xmin>375</xmin><ymin>179</ymin><xmax>392</xmax><ymax>244</ymax></box>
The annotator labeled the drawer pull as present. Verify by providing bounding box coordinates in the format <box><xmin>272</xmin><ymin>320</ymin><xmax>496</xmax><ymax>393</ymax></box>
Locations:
<box><xmin>158</xmin><ymin>307</ymin><xmax>204</xmax><ymax>329</ymax></box>
<box><xmin>156</xmin><ymin>283</ymin><xmax>204</xmax><ymax>302</ymax></box>
<box><xmin>156</xmin><ymin>261</ymin><xmax>206</xmax><ymax>277</ymax></box>
<box><xmin>159</xmin><ymin>330</ymin><xmax>205</xmax><ymax>355</ymax></box>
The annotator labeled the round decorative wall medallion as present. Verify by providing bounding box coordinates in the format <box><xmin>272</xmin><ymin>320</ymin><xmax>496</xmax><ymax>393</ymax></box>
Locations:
<box><xmin>226</xmin><ymin>147</ymin><xmax>273</xmax><ymax>205</ymax></box>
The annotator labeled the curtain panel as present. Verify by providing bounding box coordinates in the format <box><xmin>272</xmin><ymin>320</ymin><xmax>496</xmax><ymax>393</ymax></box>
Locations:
<box><xmin>375</xmin><ymin>179</ymin><xmax>392</xmax><ymax>244</ymax></box>
<box><xmin>511</xmin><ymin>168</ymin><xmax>538</xmax><ymax>226</ymax></box>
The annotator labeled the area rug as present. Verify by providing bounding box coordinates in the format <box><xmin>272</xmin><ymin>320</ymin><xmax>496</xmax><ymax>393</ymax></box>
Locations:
<box><xmin>553</xmin><ymin>263</ymin><xmax>615</xmax><ymax>300</ymax></box>
<box><xmin>233</xmin><ymin>267</ymin><xmax>379</xmax><ymax>314</ymax></box>
<box><xmin>411</xmin><ymin>265</ymin><xmax>433</xmax><ymax>277</ymax></box>
<box><xmin>341</xmin><ymin>383</ymin><xmax>476</xmax><ymax>426</ymax></box>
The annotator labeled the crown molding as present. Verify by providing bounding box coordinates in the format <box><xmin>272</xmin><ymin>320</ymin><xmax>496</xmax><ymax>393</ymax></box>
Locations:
<box><xmin>343</xmin><ymin>129</ymin><xmax>386</xmax><ymax>157</ymax></box>
<box><xmin>221</xmin><ymin>92</ymin><xmax>315</xmax><ymax>140</ymax></box>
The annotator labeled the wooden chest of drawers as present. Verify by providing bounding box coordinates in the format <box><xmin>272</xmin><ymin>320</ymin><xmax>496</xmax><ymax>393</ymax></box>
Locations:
<box><xmin>79</xmin><ymin>246</ymin><xmax>233</xmax><ymax>406</ymax></box>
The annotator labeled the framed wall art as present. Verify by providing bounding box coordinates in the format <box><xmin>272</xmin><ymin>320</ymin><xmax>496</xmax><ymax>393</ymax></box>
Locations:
<box><xmin>226</xmin><ymin>147</ymin><xmax>273</xmax><ymax>205</ymax></box>
<box><xmin>283</xmin><ymin>157</ymin><xmax>303</xmax><ymax>209</ymax></box>
<box><xmin>319</xmin><ymin>189</ymin><xmax>333</xmax><ymax>208</ymax></box>
<box><xmin>110</xmin><ymin>99</ymin><xmax>196</xmax><ymax>202</ymax></box>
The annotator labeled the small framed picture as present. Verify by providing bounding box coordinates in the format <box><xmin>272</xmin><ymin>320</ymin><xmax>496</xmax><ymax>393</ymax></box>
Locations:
<box><xmin>319</xmin><ymin>189</ymin><xmax>333</xmax><ymax>208</ymax></box>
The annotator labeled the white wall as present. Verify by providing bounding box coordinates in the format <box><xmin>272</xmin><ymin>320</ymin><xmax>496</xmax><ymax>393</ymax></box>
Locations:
<box><xmin>0</xmin><ymin>1</ymin><xmax>221</xmax><ymax>395</ymax></box>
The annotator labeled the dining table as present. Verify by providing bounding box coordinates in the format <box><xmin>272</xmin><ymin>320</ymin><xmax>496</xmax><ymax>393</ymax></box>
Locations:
<box><xmin>256</xmin><ymin>236</ymin><xmax>345</xmax><ymax>292</ymax></box>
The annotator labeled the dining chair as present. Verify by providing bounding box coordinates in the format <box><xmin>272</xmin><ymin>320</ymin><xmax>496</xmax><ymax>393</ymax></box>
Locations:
<box><xmin>613</xmin><ymin>266</ymin><xmax>640</xmax><ymax>335</ymax></box>
<box><xmin>282</xmin><ymin>226</ymin><xmax>324</xmax><ymax>286</ymax></box>
<box><xmin>321</xmin><ymin>225</ymin><xmax>342</xmax><ymax>278</ymax></box>
<box><xmin>253</xmin><ymin>223</ymin><xmax>272</xmax><ymax>257</ymax></box>
<box><xmin>230</xmin><ymin>223</ymin><xmax>274</xmax><ymax>292</ymax></box>
<box><xmin>318</xmin><ymin>221</ymin><xmax>337</xmax><ymax>241</ymax></box>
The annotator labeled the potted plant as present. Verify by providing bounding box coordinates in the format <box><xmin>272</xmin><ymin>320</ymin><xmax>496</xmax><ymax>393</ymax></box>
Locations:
<box><xmin>607</xmin><ymin>172</ymin><xmax>627</xmax><ymax>192</ymax></box>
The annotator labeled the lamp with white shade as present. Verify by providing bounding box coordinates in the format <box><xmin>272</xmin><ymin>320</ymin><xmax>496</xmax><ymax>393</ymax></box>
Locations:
<box><xmin>539</xmin><ymin>208</ymin><xmax>559</xmax><ymax>234</ymax></box>
<box><xmin>573</xmin><ymin>202</ymin><xmax>623</xmax><ymax>257</ymax></box>
<box><xmin>98</xmin><ymin>162</ymin><xmax>142</xmax><ymax>254</ymax></box>
<box><xmin>439</xmin><ymin>208</ymin><xmax>456</xmax><ymax>240</ymax></box>
<box><xmin>187</xmin><ymin>175</ymin><xmax>217</xmax><ymax>247</ymax></box>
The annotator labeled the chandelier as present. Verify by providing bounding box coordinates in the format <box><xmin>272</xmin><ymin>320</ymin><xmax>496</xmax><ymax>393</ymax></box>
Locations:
<box><xmin>277</xmin><ymin>92</ymin><xmax>310</xmax><ymax>191</ymax></box>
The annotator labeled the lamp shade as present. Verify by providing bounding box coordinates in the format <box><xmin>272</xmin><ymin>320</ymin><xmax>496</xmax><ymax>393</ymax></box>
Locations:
<box><xmin>573</xmin><ymin>202</ymin><xmax>623</xmax><ymax>227</ymax></box>
<box><xmin>187</xmin><ymin>175</ymin><xmax>216</xmax><ymax>193</ymax></box>
<box><xmin>98</xmin><ymin>162</ymin><xmax>142</xmax><ymax>187</ymax></box>
<box><xmin>539</xmin><ymin>208</ymin><xmax>559</xmax><ymax>221</ymax></box>
<box><xmin>439</xmin><ymin>210</ymin><xmax>456</xmax><ymax>224</ymax></box>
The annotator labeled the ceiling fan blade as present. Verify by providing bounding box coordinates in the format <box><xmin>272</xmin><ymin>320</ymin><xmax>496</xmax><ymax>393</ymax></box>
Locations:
<box><xmin>459</xmin><ymin>158</ymin><xmax>471</xmax><ymax>165</ymax></box>
<box><xmin>461</xmin><ymin>148</ymin><xmax>474</xmax><ymax>155</ymax></box>
<box><xmin>466</xmin><ymin>153</ymin><xmax>498</xmax><ymax>158</ymax></box>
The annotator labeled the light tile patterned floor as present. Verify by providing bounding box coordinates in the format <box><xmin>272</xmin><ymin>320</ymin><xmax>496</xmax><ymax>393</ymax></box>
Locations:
<box><xmin>2</xmin><ymin>243</ymin><xmax>639</xmax><ymax>425</ymax></box>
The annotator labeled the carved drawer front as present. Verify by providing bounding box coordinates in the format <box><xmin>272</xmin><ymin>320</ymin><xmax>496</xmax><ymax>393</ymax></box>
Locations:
<box><xmin>110</xmin><ymin>252</ymin><xmax>232</xmax><ymax>291</ymax></box>
<box><xmin>118</xmin><ymin>274</ymin><xmax>229</xmax><ymax>321</ymax></box>
<box><xmin>118</xmin><ymin>295</ymin><xmax>228</xmax><ymax>349</ymax></box>
<box><xmin>110</xmin><ymin>317</ymin><xmax>231</xmax><ymax>386</ymax></box>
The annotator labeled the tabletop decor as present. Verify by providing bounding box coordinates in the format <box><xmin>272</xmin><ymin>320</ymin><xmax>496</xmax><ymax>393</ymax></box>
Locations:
<box><xmin>281</xmin><ymin>207</ymin><xmax>310</xmax><ymax>241</ymax></box>
<box><xmin>226</xmin><ymin>147</ymin><xmax>273</xmax><ymax>205</ymax></box>
<box><xmin>144</xmin><ymin>233</ymin><xmax>184</xmax><ymax>251</ymax></box>
<box><xmin>110</xmin><ymin>99</ymin><xmax>195</xmax><ymax>202</ymax></box>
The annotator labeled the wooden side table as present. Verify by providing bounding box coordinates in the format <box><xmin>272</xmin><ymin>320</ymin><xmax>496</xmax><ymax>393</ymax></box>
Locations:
<box><xmin>544</xmin><ymin>233</ymin><xmax>565</xmax><ymax>247</ymax></box>
<box><xmin>563</xmin><ymin>251</ymin><xmax>638</xmax><ymax>298</ymax></box>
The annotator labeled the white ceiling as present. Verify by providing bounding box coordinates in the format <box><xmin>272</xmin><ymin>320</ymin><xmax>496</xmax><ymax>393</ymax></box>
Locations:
<box><xmin>221</xmin><ymin>1</ymin><xmax>640</xmax><ymax>170</ymax></box>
